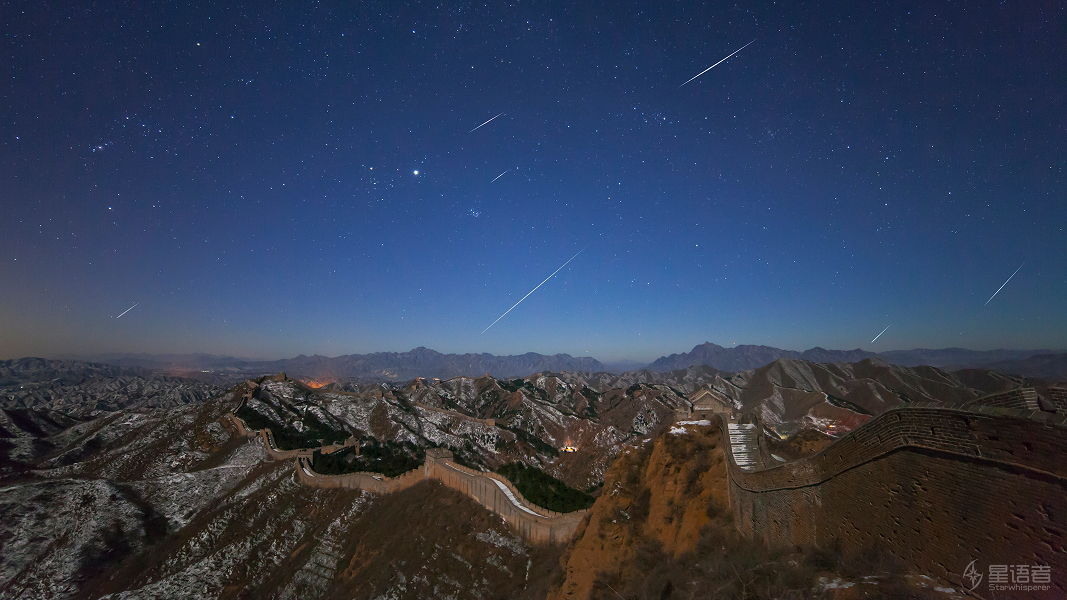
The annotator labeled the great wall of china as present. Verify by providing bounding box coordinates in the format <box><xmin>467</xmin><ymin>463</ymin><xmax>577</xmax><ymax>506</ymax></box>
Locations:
<box><xmin>227</xmin><ymin>404</ymin><xmax>587</xmax><ymax>544</ymax></box>
<box><xmin>228</xmin><ymin>375</ymin><xmax>1065</xmax><ymax>596</ymax></box>
<box><xmin>719</xmin><ymin>390</ymin><xmax>1067</xmax><ymax>598</ymax></box>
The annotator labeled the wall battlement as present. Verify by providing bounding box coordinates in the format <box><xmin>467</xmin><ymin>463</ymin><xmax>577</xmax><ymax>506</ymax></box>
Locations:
<box><xmin>227</xmin><ymin>411</ymin><xmax>587</xmax><ymax>544</ymax></box>
<box><xmin>718</xmin><ymin>400</ymin><xmax>1067</xmax><ymax>599</ymax></box>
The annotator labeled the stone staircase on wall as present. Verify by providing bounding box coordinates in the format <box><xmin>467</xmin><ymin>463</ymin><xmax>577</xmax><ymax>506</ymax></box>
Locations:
<box><xmin>727</xmin><ymin>423</ymin><xmax>764</xmax><ymax>471</ymax></box>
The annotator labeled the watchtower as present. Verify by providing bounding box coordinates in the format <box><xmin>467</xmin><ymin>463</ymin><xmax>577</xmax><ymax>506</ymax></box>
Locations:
<box><xmin>424</xmin><ymin>448</ymin><xmax>454</xmax><ymax>476</ymax></box>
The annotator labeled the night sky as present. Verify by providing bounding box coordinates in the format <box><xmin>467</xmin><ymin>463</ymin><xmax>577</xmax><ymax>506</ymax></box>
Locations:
<box><xmin>3</xmin><ymin>1</ymin><xmax>1065</xmax><ymax>363</ymax></box>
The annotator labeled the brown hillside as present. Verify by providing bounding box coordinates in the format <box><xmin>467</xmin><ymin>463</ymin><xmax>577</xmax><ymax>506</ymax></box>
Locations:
<box><xmin>549</xmin><ymin>420</ymin><xmax>962</xmax><ymax>600</ymax></box>
<box><xmin>78</xmin><ymin>467</ymin><xmax>566</xmax><ymax>599</ymax></box>
<box><xmin>550</xmin><ymin>421</ymin><xmax>728</xmax><ymax>600</ymax></box>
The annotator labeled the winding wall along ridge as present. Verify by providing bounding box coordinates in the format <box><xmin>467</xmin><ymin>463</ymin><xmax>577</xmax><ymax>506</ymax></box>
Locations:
<box><xmin>717</xmin><ymin>401</ymin><xmax>1067</xmax><ymax>599</ymax></box>
<box><xmin>228</xmin><ymin>412</ymin><xmax>587</xmax><ymax>544</ymax></box>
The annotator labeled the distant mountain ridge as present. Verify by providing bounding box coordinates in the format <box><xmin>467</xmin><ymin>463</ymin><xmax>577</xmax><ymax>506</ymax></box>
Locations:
<box><xmin>257</xmin><ymin>347</ymin><xmax>607</xmax><ymax>380</ymax></box>
<box><xmin>979</xmin><ymin>353</ymin><xmax>1067</xmax><ymax>382</ymax></box>
<box><xmin>646</xmin><ymin>342</ymin><xmax>1066</xmax><ymax>379</ymax></box>
<box><xmin>647</xmin><ymin>343</ymin><xmax>878</xmax><ymax>373</ymax></box>
<box><xmin>878</xmin><ymin>348</ymin><xmax>1066</xmax><ymax>369</ymax></box>
<box><xmin>78</xmin><ymin>348</ymin><xmax>607</xmax><ymax>381</ymax></box>
<box><xmin>61</xmin><ymin>343</ymin><xmax>1067</xmax><ymax>382</ymax></box>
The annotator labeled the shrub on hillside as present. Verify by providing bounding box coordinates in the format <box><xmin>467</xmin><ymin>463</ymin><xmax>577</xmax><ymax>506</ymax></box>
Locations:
<box><xmin>311</xmin><ymin>440</ymin><xmax>424</xmax><ymax>478</ymax></box>
<box><xmin>235</xmin><ymin>403</ymin><xmax>348</xmax><ymax>450</ymax></box>
<box><xmin>501</xmin><ymin>426</ymin><xmax>560</xmax><ymax>458</ymax></box>
<box><xmin>497</xmin><ymin>463</ymin><xmax>594</xmax><ymax>513</ymax></box>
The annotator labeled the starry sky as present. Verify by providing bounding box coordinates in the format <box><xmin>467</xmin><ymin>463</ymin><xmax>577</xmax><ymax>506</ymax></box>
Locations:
<box><xmin>2</xmin><ymin>1</ymin><xmax>1065</xmax><ymax>363</ymax></box>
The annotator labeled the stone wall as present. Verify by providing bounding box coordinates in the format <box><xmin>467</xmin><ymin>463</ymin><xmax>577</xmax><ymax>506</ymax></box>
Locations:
<box><xmin>294</xmin><ymin>449</ymin><xmax>586</xmax><ymax>544</ymax></box>
<box><xmin>426</xmin><ymin>458</ymin><xmax>588</xmax><ymax>544</ymax></box>
<box><xmin>295</xmin><ymin>456</ymin><xmax>426</xmax><ymax>494</ymax></box>
<box><xmin>318</xmin><ymin>436</ymin><xmax>358</xmax><ymax>455</ymax></box>
<box><xmin>228</xmin><ymin>412</ymin><xmax>314</xmax><ymax>460</ymax></box>
<box><xmin>721</xmin><ymin>403</ymin><xmax>1067</xmax><ymax>598</ymax></box>
<box><xmin>967</xmin><ymin>388</ymin><xmax>1040</xmax><ymax>411</ymax></box>
<box><xmin>1046</xmin><ymin>387</ymin><xmax>1067</xmax><ymax>412</ymax></box>
<box><xmin>234</xmin><ymin>412</ymin><xmax>587</xmax><ymax>544</ymax></box>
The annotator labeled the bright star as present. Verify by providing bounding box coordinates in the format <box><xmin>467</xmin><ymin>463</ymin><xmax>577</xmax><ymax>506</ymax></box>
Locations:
<box><xmin>413</xmin><ymin>170</ymin><xmax>419</xmax><ymax>175</ymax></box>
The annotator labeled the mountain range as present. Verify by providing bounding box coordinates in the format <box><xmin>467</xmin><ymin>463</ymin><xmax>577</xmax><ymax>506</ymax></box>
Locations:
<box><xmin>648</xmin><ymin>342</ymin><xmax>1067</xmax><ymax>378</ymax></box>
<box><xmin>74</xmin><ymin>348</ymin><xmax>607</xmax><ymax>381</ymax></box>
<box><xmin>0</xmin><ymin>357</ymin><xmax>223</xmax><ymax>417</ymax></box>
<box><xmin>1</xmin><ymin>355</ymin><xmax>1059</xmax><ymax>598</ymax></box>
<box><xmin>67</xmin><ymin>343</ymin><xmax>1067</xmax><ymax>382</ymax></box>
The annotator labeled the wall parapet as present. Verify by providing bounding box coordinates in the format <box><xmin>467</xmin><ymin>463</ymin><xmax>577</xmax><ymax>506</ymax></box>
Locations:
<box><xmin>721</xmin><ymin>403</ymin><xmax>1067</xmax><ymax>493</ymax></box>
<box><xmin>718</xmin><ymin>404</ymin><xmax>1067</xmax><ymax>599</ymax></box>
<box><xmin>295</xmin><ymin>456</ymin><xmax>426</xmax><ymax>494</ymax></box>
<box><xmin>229</xmin><ymin>410</ymin><xmax>586</xmax><ymax>544</ymax></box>
<box><xmin>436</xmin><ymin>459</ymin><xmax>572</xmax><ymax>519</ymax></box>
<box><xmin>228</xmin><ymin>412</ymin><xmax>315</xmax><ymax>460</ymax></box>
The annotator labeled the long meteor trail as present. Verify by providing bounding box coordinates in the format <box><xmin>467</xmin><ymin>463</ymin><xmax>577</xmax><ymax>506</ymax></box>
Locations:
<box><xmin>116</xmin><ymin>303</ymin><xmax>138</xmax><ymax>318</ymax></box>
<box><xmin>482</xmin><ymin>247</ymin><xmax>587</xmax><ymax>334</ymax></box>
<box><xmin>469</xmin><ymin>112</ymin><xmax>505</xmax><ymax>133</ymax></box>
<box><xmin>871</xmin><ymin>325</ymin><xmax>890</xmax><ymax>344</ymax></box>
<box><xmin>985</xmin><ymin>263</ymin><xmax>1024</xmax><ymax>305</ymax></box>
<box><xmin>491</xmin><ymin>169</ymin><xmax>510</xmax><ymax>182</ymax></box>
<box><xmin>679</xmin><ymin>39</ymin><xmax>757</xmax><ymax>87</ymax></box>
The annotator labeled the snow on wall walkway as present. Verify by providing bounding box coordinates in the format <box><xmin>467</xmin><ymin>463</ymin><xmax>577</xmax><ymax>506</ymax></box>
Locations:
<box><xmin>728</xmin><ymin>423</ymin><xmax>763</xmax><ymax>471</ymax></box>
<box><xmin>486</xmin><ymin>471</ymin><xmax>540</xmax><ymax>516</ymax></box>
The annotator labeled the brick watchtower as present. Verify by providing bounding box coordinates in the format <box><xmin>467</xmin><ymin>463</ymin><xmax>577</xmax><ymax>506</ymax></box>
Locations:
<box><xmin>424</xmin><ymin>448</ymin><xmax>454</xmax><ymax>476</ymax></box>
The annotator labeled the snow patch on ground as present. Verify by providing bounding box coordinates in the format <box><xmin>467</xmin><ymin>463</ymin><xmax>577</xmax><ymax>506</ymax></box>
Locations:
<box><xmin>475</xmin><ymin>529</ymin><xmax>525</xmax><ymax>556</ymax></box>
<box><xmin>816</xmin><ymin>576</ymin><xmax>855</xmax><ymax>590</ymax></box>
<box><xmin>669</xmin><ymin>420</ymin><xmax>711</xmax><ymax>435</ymax></box>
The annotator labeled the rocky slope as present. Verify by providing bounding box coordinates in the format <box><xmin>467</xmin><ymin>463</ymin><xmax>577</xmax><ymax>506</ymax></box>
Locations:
<box><xmin>3</xmin><ymin>355</ymin><xmax>1045</xmax><ymax>487</ymax></box>
<box><xmin>550</xmin><ymin>420</ymin><xmax>730</xmax><ymax>600</ymax></box>
<box><xmin>0</xmin><ymin>389</ymin><xmax>564</xmax><ymax>600</ymax></box>
<box><xmin>705</xmin><ymin>357</ymin><xmax>1033</xmax><ymax>439</ymax></box>
<box><xmin>0</xmin><ymin>358</ymin><xmax>223</xmax><ymax>417</ymax></box>
<box><xmin>240</xmin><ymin>372</ymin><xmax>691</xmax><ymax>490</ymax></box>
<box><xmin>237</xmin><ymin>357</ymin><xmax>1049</xmax><ymax>485</ymax></box>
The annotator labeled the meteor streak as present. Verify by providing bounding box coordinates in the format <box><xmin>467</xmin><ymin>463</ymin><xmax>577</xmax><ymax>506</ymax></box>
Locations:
<box><xmin>871</xmin><ymin>325</ymin><xmax>890</xmax><ymax>344</ymax></box>
<box><xmin>116</xmin><ymin>303</ymin><xmax>138</xmax><ymax>318</ymax></box>
<box><xmin>469</xmin><ymin>112</ymin><xmax>505</xmax><ymax>133</ymax></box>
<box><xmin>482</xmin><ymin>247</ymin><xmax>587</xmax><ymax>334</ymax></box>
<box><xmin>491</xmin><ymin>169</ymin><xmax>510</xmax><ymax>183</ymax></box>
<box><xmin>985</xmin><ymin>263</ymin><xmax>1024</xmax><ymax>305</ymax></box>
<box><xmin>679</xmin><ymin>39</ymin><xmax>757</xmax><ymax>87</ymax></box>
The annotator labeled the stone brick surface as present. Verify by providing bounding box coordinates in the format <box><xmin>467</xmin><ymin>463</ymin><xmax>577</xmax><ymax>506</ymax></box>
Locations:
<box><xmin>295</xmin><ymin>454</ymin><xmax>587</xmax><ymax>544</ymax></box>
<box><xmin>719</xmin><ymin>407</ymin><xmax>1067</xmax><ymax>599</ymax></box>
